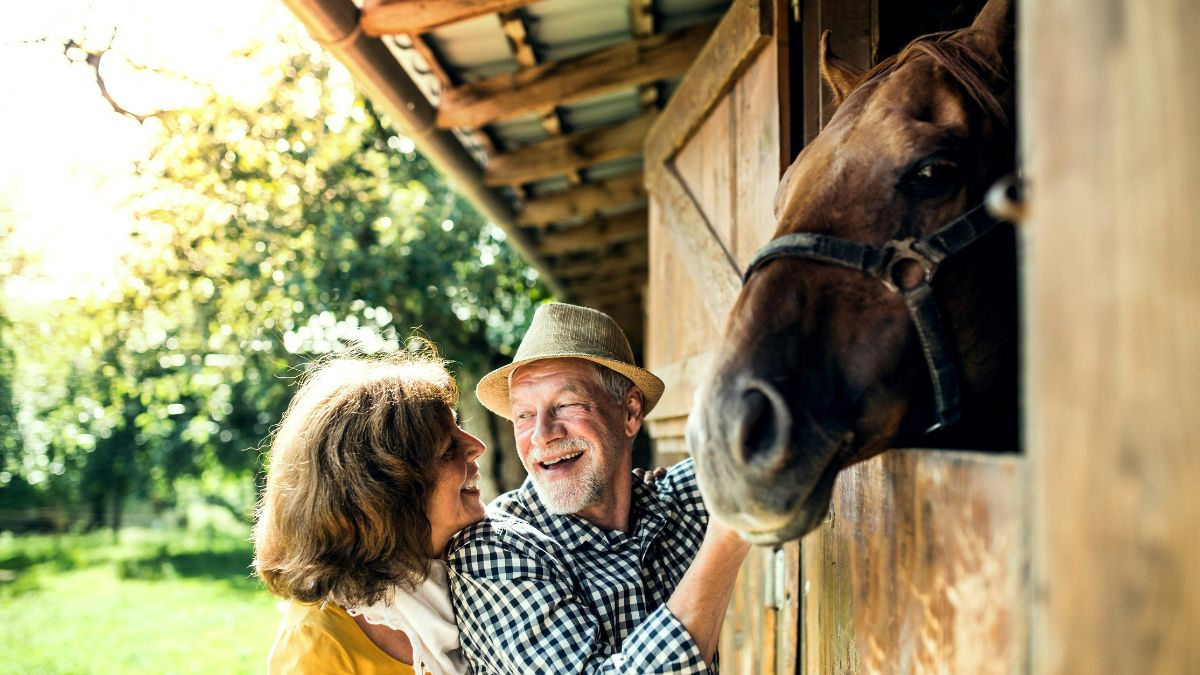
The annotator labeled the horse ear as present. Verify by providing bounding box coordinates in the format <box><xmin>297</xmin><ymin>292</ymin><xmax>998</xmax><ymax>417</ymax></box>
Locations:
<box><xmin>819</xmin><ymin>30</ymin><xmax>865</xmax><ymax>108</ymax></box>
<box><xmin>968</xmin><ymin>0</ymin><xmax>1015</xmax><ymax>72</ymax></box>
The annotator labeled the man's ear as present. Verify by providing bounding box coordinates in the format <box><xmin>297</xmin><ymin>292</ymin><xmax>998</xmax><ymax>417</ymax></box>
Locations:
<box><xmin>623</xmin><ymin>388</ymin><xmax>645</xmax><ymax>438</ymax></box>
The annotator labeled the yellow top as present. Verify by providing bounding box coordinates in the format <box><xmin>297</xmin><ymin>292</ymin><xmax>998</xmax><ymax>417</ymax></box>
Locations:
<box><xmin>268</xmin><ymin>600</ymin><xmax>418</xmax><ymax>675</ymax></box>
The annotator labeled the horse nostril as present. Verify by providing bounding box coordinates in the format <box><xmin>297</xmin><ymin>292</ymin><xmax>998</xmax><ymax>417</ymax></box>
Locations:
<box><xmin>735</xmin><ymin>384</ymin><xmax>791</xmax><ymax>470</ymax></box>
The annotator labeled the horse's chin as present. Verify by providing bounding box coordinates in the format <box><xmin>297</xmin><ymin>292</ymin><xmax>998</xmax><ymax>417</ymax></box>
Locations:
<box><xmin>692</xmin><ymin>428</ymin><xmax>847</xmax><ymax>544</ymax></box>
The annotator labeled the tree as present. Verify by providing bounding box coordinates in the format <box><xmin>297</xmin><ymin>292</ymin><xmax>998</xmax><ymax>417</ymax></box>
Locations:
<box><xmin>2</xmin><ymin>37</ymin><xmax>548</xmax><ymax>531</ymax></box>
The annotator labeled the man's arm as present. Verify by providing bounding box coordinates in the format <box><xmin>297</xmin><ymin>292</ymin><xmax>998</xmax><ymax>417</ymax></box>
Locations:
<box><xmin>664</xmin><ymin>519</ymin><xmax>751</xmax><ymax>665</ymax></box>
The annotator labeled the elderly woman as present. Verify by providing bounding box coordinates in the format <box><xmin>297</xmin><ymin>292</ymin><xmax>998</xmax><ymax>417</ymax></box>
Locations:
<box><xmin>253</xmin><ymin>349</ymin><xmax>484</xmax><ymax>674</ymax></box>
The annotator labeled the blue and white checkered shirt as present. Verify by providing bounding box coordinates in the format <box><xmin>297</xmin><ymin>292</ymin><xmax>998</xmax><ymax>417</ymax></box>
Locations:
<box><xmin>447</xmin><ymin>458</ymin><xmax>713</xmax><ymax>674</ymax></box>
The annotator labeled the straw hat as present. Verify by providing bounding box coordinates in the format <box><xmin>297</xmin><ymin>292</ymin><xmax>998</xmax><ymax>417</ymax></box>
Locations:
<box><xmin>475</xmin><ymin>303</ymin><xmax>664</xmax><ymax>420</ymax></box>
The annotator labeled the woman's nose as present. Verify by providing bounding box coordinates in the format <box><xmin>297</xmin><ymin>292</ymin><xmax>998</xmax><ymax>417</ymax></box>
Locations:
<box><xmin>466</xmin><ymin>432</ymin><xmax>486</xmax><ymax>461</ymax></box>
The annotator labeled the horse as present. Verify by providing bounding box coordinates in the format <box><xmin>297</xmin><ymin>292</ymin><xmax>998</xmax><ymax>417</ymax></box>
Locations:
<box><xmin>687</xmin><ymin>0</ymin><xmax>1018</xmax><ymax>544</ymax></box>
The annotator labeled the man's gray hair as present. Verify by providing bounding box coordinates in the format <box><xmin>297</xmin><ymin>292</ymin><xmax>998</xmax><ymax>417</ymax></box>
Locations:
<box><xmin>589</xmin><ymin>363</ymin><xmax>634</xmax><ymax>406</ymax></box>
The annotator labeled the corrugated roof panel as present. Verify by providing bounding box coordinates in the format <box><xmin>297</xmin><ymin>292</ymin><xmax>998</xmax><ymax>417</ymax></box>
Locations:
<box><xmin>425</xmin><ymin>13</ymin><xmax>517</xmax><ymax>81</ymax></box>
<box><xmin>557</xmin><ymin>88</ymin><xmax>643</xmax><ymax>133</ymax></box>
<box><xmin>525</xmin><ymin>0</ymin><xmax>631</xmax><ymax>62</ymax></box>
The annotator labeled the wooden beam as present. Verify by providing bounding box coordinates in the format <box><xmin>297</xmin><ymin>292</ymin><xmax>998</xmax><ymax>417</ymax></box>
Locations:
<box><xmin>538</xmin><ymin>207</ymin><xmax>647</xmax><ymax>255</ymax></box>
<box><xmin>361</xmin><ymin>0</ymin><xmax>543</xmax><ymax>36</ymax></box>
<box><xmin>437</xmin><ymin>23</ymin><xmax>712</xmax><ymax>129</ymax></box>
<box><xmin>645</xmin><ymin>0</ymin><xmax>772</xmax><ymax>166</ymax></box>
<box><xmin>497</xmin><ymin>9</ymin><xmax>581</xmax><ymax>185</ymax></box>
<box><xmin>485</xmin><ymin>112</ymin><xmax>656</xmax><ymax>186</ymax></box>
<box><xmin>553</xmin><ymin>253</ymin><xmax>647</xmax><ymax>280</ymax></box>
<box><xmin>519</xmin><ymin>172</ymin><xmax>645</xmax><ymax>227</ymax></box>
<box><xmin>629</xmin><ymin>0</ymin><xmax>660</xmax><ymax>109</ymax></box>
<box><xmin>572</xmin><ymin>278</ymin><xmax>644</xmax><ymax>303</ymax></box>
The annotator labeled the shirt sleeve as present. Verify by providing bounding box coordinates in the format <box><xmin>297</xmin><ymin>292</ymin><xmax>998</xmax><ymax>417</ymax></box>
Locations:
<box><xmin>449</xmin><ymin>535</ymin><xmax>709</xmax><ymax>675</ymax></box>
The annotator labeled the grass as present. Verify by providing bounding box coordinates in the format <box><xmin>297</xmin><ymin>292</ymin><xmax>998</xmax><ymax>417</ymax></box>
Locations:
<box><xmin>0</xmin><ymin>528</ymin><xmax>283</xmax><ymax>674</ymax></box>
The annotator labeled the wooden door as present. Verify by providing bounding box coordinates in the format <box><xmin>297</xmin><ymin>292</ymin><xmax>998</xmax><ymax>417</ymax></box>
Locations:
<box><xmin>642</xmin><ymin>0</ymin><xmax>797</xmax><ymax>672</ymax></box>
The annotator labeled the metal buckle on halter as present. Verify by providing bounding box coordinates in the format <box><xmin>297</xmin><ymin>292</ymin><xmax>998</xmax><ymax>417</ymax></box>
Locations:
<box><xmin>880</xmin><ymin>238</ymin><xmax>937</xmax><ymax>294</ymax></box>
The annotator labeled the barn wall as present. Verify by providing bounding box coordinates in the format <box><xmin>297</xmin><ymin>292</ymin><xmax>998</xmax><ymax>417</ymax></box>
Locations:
<box><xmin>646</xmin><ymin>36</ymin><xmax>788</xmax><ymax>672</ymax></box>
<box><xmin>1024</xmin><ymin>0</ymin><xmax>1200</xmax><ymax>671</ymax></box>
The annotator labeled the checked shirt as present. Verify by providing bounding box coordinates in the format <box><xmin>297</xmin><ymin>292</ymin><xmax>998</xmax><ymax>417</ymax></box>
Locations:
<box><xmin>447</xmin><ymin>459</ymin><xmax>713</xmax><ymax>674</ymax></box>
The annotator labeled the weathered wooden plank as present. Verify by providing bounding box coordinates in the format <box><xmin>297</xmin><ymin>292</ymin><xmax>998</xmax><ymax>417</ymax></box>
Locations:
<box><xmin>360</xmin><ymin>0</ymin><xmax>542</xmax><ymax>36</ymax></box>
<box><xmin>802</xmin><ymin>450</ymin><xmax>1026</xmax><ymax>675</ymax></box>
<box><xmin>484</xmin><ymin>113</ymin><xmax>656</xmax><ymax>186</ymax></box>
<box><xmin>538</xmin><ymin>208</ymin><xmax>647</xmax><ymax>255</ymax></box>
<box><xmin>1025</xmin><ymin>1</ymin><xmax>1200</xmax><ymax>672</ymax></box>
<box><xmin>645</xmin><ymin>168</ymin><xmax>741</xmax><ymax>328</ymax></box>
<box><xmin>645</xmin><ymin>0</ymin><xmax>773</xmax><ymax>166</ymax></box>
<box><xmin>437</xmin><ymin>24</ymin><xmax>711</xmax><ymax>129</ymax></box>
<box><xmin>645</xmin><ymin>196</ymin><xmax>721</xmax><ymax>371</ymax></box>
<box><xmin>644</xmin><ymin>350</ymin><xmax>716</xmax><ymax>422</ymax></box>
<box><xmin>518</xmin><ymin>172</ymin><xmax>645</xmax><ymax>227</ymax></box>
<box><xmin>674</xmin><ymin>93</ymin><xmax>734</xmax><ymax>252</ymax></box>
<box><xmin>733</xmin><ymin>41</ymin><xmax>782</xmax><ymax>266</ymax></box>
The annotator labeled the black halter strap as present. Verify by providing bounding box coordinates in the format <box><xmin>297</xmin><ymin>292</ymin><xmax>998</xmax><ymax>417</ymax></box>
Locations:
<box><xmin>742</xmin><ymin>204</ymin><xmax>1005</xmax><ymax>432</ymax></box>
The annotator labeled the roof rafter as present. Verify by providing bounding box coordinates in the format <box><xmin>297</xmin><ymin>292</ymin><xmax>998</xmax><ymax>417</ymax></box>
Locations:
<box><xmin>437</xmin><ymin>23</ymin><xmax>712</xmax><ymax>129</ymax></box>
<box><xmin>538</xmin><ymin>208</ymin><xmax>648</xmax><ymax>255</ymax></box>
<box><xmin>361</xmin><ymin>0</ymin><xmax>545</xmax><ymax>36</ymax></box>
<box><xmin>485</xmin><ymin>112</ymin><xmax>656</xmax><ymax>186</ymax></box>
<box><xmin>518</xmin><ymin>172</ymin><xmax>645</xmax><ymax>228</ymax></box>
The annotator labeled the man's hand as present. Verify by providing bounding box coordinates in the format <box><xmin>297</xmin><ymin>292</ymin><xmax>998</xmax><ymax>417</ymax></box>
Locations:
<box><xmin>632</xmin><ymin>466</ymin><xmax>668</xmax><ymax>486</ymax></box>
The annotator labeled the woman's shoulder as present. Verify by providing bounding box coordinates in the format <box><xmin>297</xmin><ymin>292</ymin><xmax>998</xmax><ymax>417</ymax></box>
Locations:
<box><xmin>268</xmin><ymin>601</ymin><xmax>417</xmax><ymax>675</ymax></box>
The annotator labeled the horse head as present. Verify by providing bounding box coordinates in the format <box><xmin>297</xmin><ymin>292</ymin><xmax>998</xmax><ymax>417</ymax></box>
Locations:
<box><xmin>689</xmin><ymin>0</ymin><xmax>1018</xmax><ymax>544</ymax></box>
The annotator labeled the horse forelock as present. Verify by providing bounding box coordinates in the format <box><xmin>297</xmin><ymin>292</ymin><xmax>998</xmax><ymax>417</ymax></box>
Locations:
<box><xmin>863</xmin><ymin>31</ymin><xmax>1011</xmax><ymax>131</ymax></box>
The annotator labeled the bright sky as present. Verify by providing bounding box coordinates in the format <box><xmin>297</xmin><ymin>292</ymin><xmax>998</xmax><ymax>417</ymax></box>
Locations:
<box><xmin>0</xmin><ymin>0</ymin><xmax>303</xmax><ymax>302</ymax></box>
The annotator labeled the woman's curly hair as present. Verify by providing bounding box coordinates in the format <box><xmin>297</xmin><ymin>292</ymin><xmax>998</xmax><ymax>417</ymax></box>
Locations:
<box><xmin>252</xmin><ymin>347</ymin><xmax>457</xmax><ymax>607</ymax></box>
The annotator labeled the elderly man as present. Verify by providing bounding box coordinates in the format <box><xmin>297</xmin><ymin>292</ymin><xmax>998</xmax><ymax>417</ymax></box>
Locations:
<box><xmin>448</xmin><ymin>302</ymin><xmax>749</xmax><ymax>674</ymax></box>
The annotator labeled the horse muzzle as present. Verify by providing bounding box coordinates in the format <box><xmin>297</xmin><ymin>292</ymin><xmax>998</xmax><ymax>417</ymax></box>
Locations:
<box><xmin>688</xmin><ymin>375</ymin><xmax>847</xmax><ymax>543</ymax></box>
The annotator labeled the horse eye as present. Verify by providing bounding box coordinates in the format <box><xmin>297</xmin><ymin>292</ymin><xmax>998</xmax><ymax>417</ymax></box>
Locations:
<box><xmin>903</xmin><ymin>158</ymin><xmax>961</xmax><ymax>198</ymax></box>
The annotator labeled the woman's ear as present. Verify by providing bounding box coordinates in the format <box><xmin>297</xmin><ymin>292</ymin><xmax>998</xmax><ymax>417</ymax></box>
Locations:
<box><xmin>820</xmin><ymin>30</ymin><xmax>865</xmax><ymax>109</ymax></box>
<box><xmin>623</xmin><ymin>388</ymin><xmax>645</xmax><ymax>438</ymax></box>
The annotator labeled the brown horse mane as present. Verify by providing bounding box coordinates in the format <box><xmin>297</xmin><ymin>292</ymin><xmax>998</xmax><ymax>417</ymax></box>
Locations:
<box><xmin>860</xmin><ymin>31</ymin><xmax>1010</xmax><ymax>129</ymax></box>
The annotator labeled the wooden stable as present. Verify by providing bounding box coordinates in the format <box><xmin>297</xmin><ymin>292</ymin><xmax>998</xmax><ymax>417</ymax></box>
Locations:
<box><xmin>643</xmin><ymin>0</ymin><xmax>1198</xmax><ymax>672</ymax></box>
<box><xmin>284</xmin><ymin>0</ymin><xmax>1199</xmax><ymax>671</ymax></box>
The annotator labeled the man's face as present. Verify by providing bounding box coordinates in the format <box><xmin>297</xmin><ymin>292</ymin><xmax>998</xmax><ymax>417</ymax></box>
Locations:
<box><xmin>509</xmin><ymin>358</ymin><xmax>632</xmax><ymax>515</ymax></box>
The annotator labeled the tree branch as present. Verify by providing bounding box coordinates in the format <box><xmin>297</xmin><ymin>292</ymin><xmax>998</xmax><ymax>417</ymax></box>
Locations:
<box><xmin>63</xmin><ymin>34</ymin><xmax>157</xmax><ymax>124</ymax></box>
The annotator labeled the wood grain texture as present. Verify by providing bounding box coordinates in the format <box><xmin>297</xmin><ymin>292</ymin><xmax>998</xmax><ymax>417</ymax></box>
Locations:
<box><xmin>646</xmin><ymin>168</ymin><xmax>741</xmax><ymax>327</ymax></box>
<box><xmin>645</xmin><ymin>0</ymin><xmax>774</xmax><ymax>166</ymax></box>
<box><xmin>802</xmin><ymin>450</ymin><xmax>1026</xmax><ymax>675</ymax></box>
<box><xmin>484</xmin><ymin>113</ymin><xmax>656</xmax><ymax>186</ymax></box>
<box><xmin>518</xmin><ymin>172</ymin><xmax>645</xmax><ymax>227</ymax></box>
<box><xmin>1024</xmin><ymin>0</ymin><xmax>1200</xmax><ymax>672</ymax></box>
<box><xmin>361</xmin><ymin>0</ymin><xmax>542</xmax><ymax>35</ymax></box>
<box><xmin>437</xmin><ymin>24</ymin><xmax>710</xmax><ymax>129</ymax></box>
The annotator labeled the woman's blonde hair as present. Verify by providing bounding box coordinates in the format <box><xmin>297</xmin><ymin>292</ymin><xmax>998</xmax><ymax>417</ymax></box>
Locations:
<box><xmin>252</xmin><ymin>347</ymin><xmax>457</xmax><ymax>606</ymax></box>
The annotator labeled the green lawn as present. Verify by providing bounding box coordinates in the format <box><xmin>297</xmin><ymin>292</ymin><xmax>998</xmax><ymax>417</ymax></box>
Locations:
<box><xmin>0</xmin><ymin>529</ymin><xmax>282</xmax><ymax>674</ymax></box>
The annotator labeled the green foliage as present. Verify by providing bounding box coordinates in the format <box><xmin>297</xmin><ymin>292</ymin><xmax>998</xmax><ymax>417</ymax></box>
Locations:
<box><xmin>0</xmin><ymin>43</ymin><xmax>548</xmax><ymax>529</ymax></box>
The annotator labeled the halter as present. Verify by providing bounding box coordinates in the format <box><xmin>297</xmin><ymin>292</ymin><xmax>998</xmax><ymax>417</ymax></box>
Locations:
<box><xmin>742</xmin><ymin>192</ymin><xmax>1016</xmax><ymax>433</ymax></box>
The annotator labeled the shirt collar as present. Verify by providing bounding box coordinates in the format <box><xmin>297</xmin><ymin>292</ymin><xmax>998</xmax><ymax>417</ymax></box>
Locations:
<box><xmin>518</xmin><ymin>472</ymin><xmax>673</xmax><ymax>551</ymax></box>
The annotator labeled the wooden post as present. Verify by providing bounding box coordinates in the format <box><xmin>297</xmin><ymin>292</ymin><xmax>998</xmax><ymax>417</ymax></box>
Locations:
<box><xmin>1024</xmin><ymin>0</ymin><xmax>1200</xmax><ymax>671</ymax></box>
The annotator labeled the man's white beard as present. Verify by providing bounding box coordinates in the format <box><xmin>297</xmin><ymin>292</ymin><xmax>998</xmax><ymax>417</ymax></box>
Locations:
<box><xmin>529</xmin><ymin>437</ymin><xmax>607</xmax><ymax>515</ymax></box>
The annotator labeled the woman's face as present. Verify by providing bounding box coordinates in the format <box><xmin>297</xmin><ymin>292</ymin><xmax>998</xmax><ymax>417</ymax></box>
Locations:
<box><xmin>426</xmin><ymin>421</ymin><xmax>487</xmax><ymax>557</ymax></box>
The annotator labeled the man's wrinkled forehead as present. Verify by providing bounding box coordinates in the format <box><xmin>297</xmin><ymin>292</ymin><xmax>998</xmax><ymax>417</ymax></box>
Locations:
<box><xmin>508</xmin><ymin>358</ymin><xmax>598</xmax><ymax>399</ymax></box>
